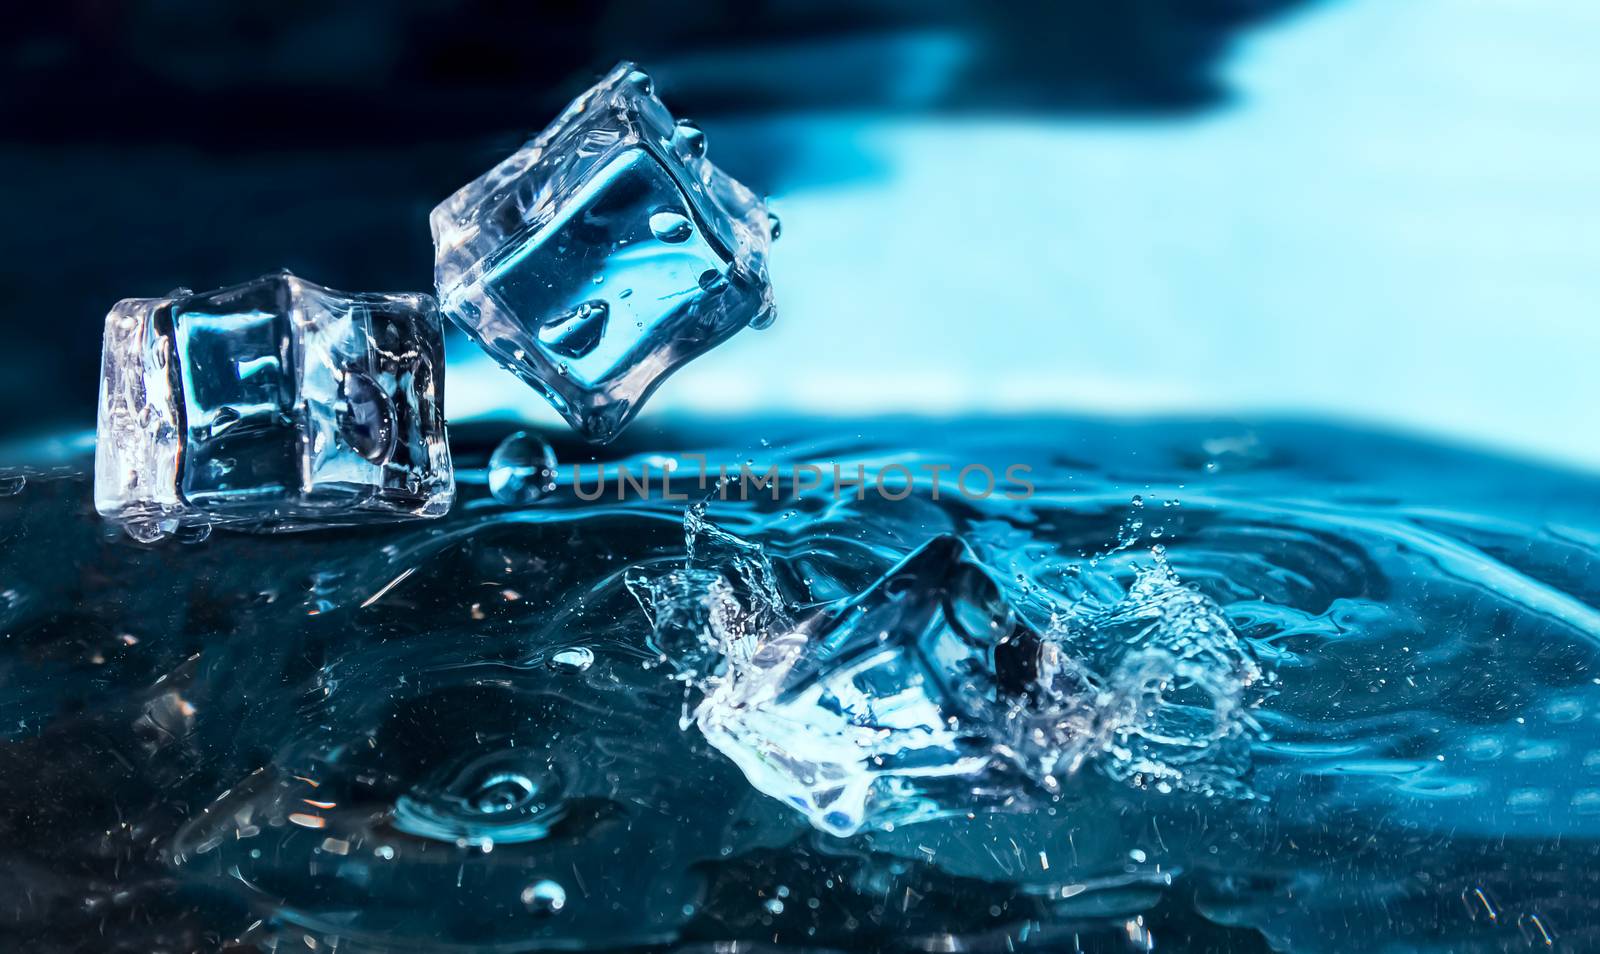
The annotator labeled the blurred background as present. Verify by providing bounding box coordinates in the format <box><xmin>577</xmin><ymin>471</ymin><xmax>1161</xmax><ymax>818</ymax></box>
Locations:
<box><xmin>2</xmin><ymin>0</ymin><xmax>1595</xmax><ymax>467</ymax></box>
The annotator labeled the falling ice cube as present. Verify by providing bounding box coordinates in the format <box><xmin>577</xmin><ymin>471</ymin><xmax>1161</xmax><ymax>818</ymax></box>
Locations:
<box><xmin>94</xmin><ymin>271</ymin><xmax>454</xmax><ymax>537</ymax></box>
<box><xmin>695</xmin><ymin>534</ymin><xmax>1042</xmax><ymax>836</ymax></box>
<box><xmin>430</xmin><ymin>61</ymin><xmax>777</xmax><ymax>443</ymax></box>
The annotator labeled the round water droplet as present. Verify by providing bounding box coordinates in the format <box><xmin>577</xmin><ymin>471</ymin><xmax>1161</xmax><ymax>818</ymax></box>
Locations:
<box><xmin>549</xmin><ymin>646</ymin><xmax>595</xmax><ymax>673</ymax></box>
<box><xmin>626</xmin><ymin>70</ymin><xmax>653</xmax><ymax>96</ymax></box>
<box><xmin>339</xmin><ymin>372</ymin><xmax>397</xmax><ymax>464</ymax></box>
<box><xmin>488</xmin><ymin>432</ymin><xmax>559</xmax><ymax>505</ymax></box>
<box><xmin>764</xmin><ymin>898</ymin><xmax>785</xmax><ymax>915</ymax></box>
<box><xmin>649</xmin><ymin>210</ymin><xmax>694</xmax><ymax>243</ymax></box>
<box><xmin>767</xmin><ymin>210</ymin><xmax>782</xmax><ymax>241</ymax></box>
<box><xmin>673</xmin><ymin>120</ymin><xmax>707</xmax><ymax>160</ymax></box>
<box><xmin>0</xmin><ymin>474</ymin><xmax>25</xmax><ymax>497</ymax></box>
<box><xmin>697</xmin><ymin>269</ymin><xmax>729</xmax><ymax>295</ymax></box>
<box><xmin>522</xmin><ymin>879</ymin><xmax>567</xmax><ymax>915</ymax></box>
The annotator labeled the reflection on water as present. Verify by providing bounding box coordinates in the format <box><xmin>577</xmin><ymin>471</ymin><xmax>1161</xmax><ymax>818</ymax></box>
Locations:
<box><xmin>1</xmin><ymin>416</ymin><xmax>1598</xmax><ymax>952</ymax></box>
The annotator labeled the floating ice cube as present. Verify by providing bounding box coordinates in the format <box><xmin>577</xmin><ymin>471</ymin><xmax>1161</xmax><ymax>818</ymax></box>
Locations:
<box><xmin>94</xmin><ymin>271</ymin><xmax>453</xmax><ymax>537</ymax></box>
<box><xmin>694</xmin><ymin>534</ymin><xmax>1043</xmax><ymax>836</ymax></box>
<box><xmin>430</xmin><ymin>62</ymin><xmax>777</xmax><ymax>443</ymax></box>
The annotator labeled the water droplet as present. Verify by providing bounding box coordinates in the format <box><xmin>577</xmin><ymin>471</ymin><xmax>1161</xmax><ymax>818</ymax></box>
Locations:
<box><xmin>522</xmin><ymin>879</ymin><xmax>567</xmax><ymax>915</ymax></box>
<box><xmin>0</xmin><ymin>475</ymin><xmax>25</xmax><ymax>497</ymax></box>
<box><xmin>649</xmin><ymin>210</ymin><xmax>694</xmax><ymax>243</ymax></box>
<box><xmin>175</xmin><ymin>522</ymin><xmax>213</xmax><ymax>545</ymax></box>
<box><xmin>749</xmin><ymin>304</ymin><xmax>776</xmax><ymax>330</ymax></box>
<box><xmin>673</xmin><ymin>120</ymin><xmax>707</xmax><ymax>160</ymax></box>
<box><xmin>767</xmin><ymin>210</ymin><xmax>782</xmax><ymax>240</ymax></box>
<box><xmin>764</xmin><ymin>898</ymin><xmax>785</xmax><ymax>915</ymax></box>
<box><xmin>339</xmin><ymin>372</ymin><xmax>397</xmax><ymax>464</ymax></box>
<box><xmin>626</xmin><ymin>70</ymin><xmax>653</xmax><ymax>96</ymax></box>
<box><xmin>697</xmin><ymin>269</ymin><xmax>729</xmax><ymax>295</ymax></box>
<box><xmin>488</xmin><ymin>432</ymin><xmax>559</xmax><ymax>505</ymax></box>
<box><xmin>549</xmin><ymin>646</ymin><xmax>595</xmax><ymax>673</ymax></box>
<box><xmin>124</xmin><ymin>517</ymin><xmax>177</xmax><ymax>544</ymax></box>
<box><xmin>539</xmin><ymin>300</ymin><xmax>609</xmax><ymax>360</ymax></box>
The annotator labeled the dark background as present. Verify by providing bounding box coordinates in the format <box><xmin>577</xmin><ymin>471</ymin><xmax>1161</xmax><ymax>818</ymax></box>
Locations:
<box><xmin>0</xmin><ymin>0</ymin><xmax>1306</xmax><ymax>439</ymax></box>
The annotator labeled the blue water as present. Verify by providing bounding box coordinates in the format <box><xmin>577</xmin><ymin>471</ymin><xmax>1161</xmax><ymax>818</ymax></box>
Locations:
<box><xmin>1</xmin><ymin>416</ymin><xmax>1598</xmax><ymax>952</ymax></box>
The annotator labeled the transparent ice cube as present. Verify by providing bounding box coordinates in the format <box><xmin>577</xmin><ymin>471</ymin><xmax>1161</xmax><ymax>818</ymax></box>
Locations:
<box><xmin>94</xmin><ymin>271</ymin><xmax>454</xmax><ymax>536</ymax></box>
<box><xmin>696</xmin><ymin>535</ymin><xmax>1041</xmax><ymax>836</ymax></box>
<box><xmin>430</xmin><ymin>61</ymin><xmax>777</xmax><ymax>443</ymax></box>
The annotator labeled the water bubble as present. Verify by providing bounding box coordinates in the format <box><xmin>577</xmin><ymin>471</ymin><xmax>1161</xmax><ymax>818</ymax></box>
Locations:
<box><xmin>764</xmin><ymin>898</ymin><xmax>785</xmax><ymax>915</ymax></box>
<box><xmin>549</xmin><ymin>646</ymin><xmax>595</xmax><ymax>673</ymax></box>
<box><xmin>697</xmin><ymin>269</ymin><xmax>729</xmax><ymax>295</ymax></box>
<box><xmin>672</xmin><ymin>120</ymin><xmax>707</xmax><ymax>159</ymax></box>
<box><xmin>649</xmin><ymin>210</ymin><xmax>694</xmax><ymax>243</ymax></box>
<box><xmin>0</xmin><ymin>474</ymin><xmax>25</xmax><ymax>496</ymax></box>
<box><xmin>175</xmin><ymin>522</ymin><xmax>213</xmax><ymax>545</ymax></box>
<box><xmin>522</xmin><ymin>880</ymin><xmax>567</xmax><ymax>915</ymax></box>
<box><xmin>488</xmin><ymin>432</ymin><xmax>559</xmax><ymax>505</ymax></box>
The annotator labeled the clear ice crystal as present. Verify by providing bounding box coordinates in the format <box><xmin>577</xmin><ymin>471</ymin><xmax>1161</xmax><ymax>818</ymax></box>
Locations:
<box><xmin>430</xmin><ymin>62</ymin><xmax>777</xmax><ymax>443</ymax></box>
<box><xmin>654</xmin><ymin>532</ymin><xmax>1042</xmax><ymax>836</ymax></box>
<box><xmin>631</xmin><ymin>515</ymin><xmax>1266</xmax><ymax>837</ymax></box>
<box><xmin>94</xmin><ymin>271</ymin><xmax>454</xmax><ymax>536</ymax></box>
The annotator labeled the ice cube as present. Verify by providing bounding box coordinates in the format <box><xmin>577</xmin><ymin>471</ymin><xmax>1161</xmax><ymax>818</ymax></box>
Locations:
<box><xmin>430</xmin><ymin>62</ymin><xmax>777</xmax><ymax>443</ymax></box>
<box><xmin>695</xmin><ymin>535</ymin><xmax>1041</xmax><ymax>836</ymax></box>
<box><xmin>94</xmin><ymin>271</ymin><xmax>454</xmax><ymax>536</ymax></box>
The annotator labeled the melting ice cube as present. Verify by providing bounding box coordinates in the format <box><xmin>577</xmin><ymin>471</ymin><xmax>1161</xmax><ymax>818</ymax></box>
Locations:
<box><xmin>693</xmin><ymin>534</ymin><xmax>1043</xmax><ymax>836</ymax></box>
<box><xmin>430</xmin><ymin>62</ymin><xmax>778</xmax><ymax>443</ymax></box>
<box><xmin>94</xmin><ymin>271</ymin><xmax>454</xmax><ymax>537</ymax></box>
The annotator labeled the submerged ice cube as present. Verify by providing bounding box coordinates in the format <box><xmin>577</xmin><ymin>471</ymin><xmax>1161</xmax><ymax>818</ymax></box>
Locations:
<box><xmin>430</xmin><ymin>61</ymin><xmax>777</xmax><ymax>443</ymax></box>
<box><xmin>695</xmin><ymin>535</ymin><xmax>1042</xmax><ymax>836</ymax></box>
<box><xmin>94</xmin><ymin>272</ymin><xmax>453</xmax><ymax>536</ymax></box>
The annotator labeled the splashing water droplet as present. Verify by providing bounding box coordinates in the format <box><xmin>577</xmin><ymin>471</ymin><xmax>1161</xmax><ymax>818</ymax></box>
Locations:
<box><xmin>649</xmin><ymin>210</ymin><xmax>694</xmax><ymax>244</ymax></box>
<box><xmin>625</xmin><ymin>70</ymin><xmax>653</xmax><ymax>96</ymax></box>
<box><xmin>766</xmin><ymin>210</ymin><xmax>782</xmax><ymax>241</ymax></box>
<box><xmin>549</xmin><ymin>646</ymin><xmax>595</xmax><ymax>673</ymax></box>
<box><xmin>488</xmin><ymin>432</ymin><xmax>559</xmax><ymax>505</ymax></box>
<box><xmin>522</xmin><ymin>879</ymin><xmax>567</xmax><ymax>915</ymax></box>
